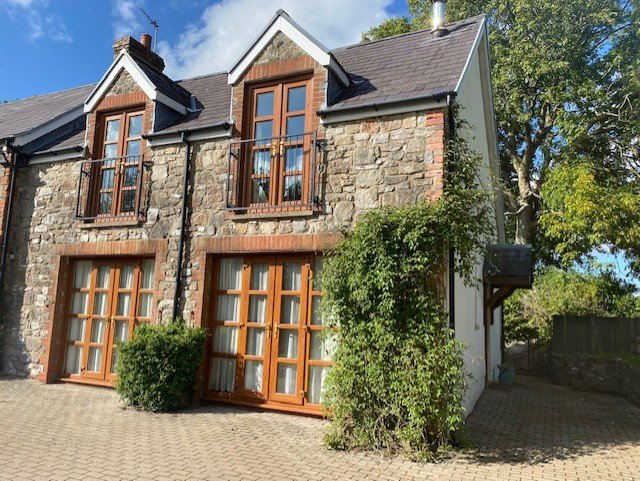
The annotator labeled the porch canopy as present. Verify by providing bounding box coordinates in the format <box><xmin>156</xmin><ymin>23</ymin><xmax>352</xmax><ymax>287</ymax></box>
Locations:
<box><xmin>483</xmin><ymin>244</ymin><xmax>534</xmax><ymax>324</ymax></box>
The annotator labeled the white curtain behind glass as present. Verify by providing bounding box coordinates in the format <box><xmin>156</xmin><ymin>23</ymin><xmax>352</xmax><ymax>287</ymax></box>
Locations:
<box><xmin>74</xmin><ymin>261</ymin><xmax>92</xmax><ymax>288</ymax></box>
<box><xmin>244</xmin><ymin>360</ymin><xmax>263</xmax><ymax>391</ymax></box>
<box><xmin>210</xmin><ymin>357</ymin><xmax>236</xmax><ymax>392</ymax></box>
<box><xmin>277</xmin><ymin>364</ymin><xmax>297</xmax><ymax>395</ymax></box>
<box><xmin>213</xmin><ymin>326</ymin><xmax>238</xmax><ymax>354</ymax></box>
<box><xmin>218</xmin><ymin>258</ymin><xmax>243</xmax><ymax>290</ymax></box>
<box><xmin>308</xmin><ymin>366</ymin><xmax>329</xmax><ymax>404</ymax></box>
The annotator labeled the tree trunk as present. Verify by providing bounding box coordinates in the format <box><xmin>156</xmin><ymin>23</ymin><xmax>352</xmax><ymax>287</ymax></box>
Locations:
<box><xmin>515</xmin><ymin>200</ymin><xmax>536</xmax><ymax>245</ymax></box>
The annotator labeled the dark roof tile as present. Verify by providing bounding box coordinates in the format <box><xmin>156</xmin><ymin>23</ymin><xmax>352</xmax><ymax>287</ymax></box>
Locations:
<box><xmin>1</xmin><ymin>15</ymin><xmax>484</xmax><ymax>149</ymax></box>
<box><xmin>326</xmin><ymin>16</ymin><xmax>483</xmax><ymax>111</ymax></box>
<box><xmin>0</xmin><ymin>84</ymin><xmax>94</xmax><ymax>139</ymax></box>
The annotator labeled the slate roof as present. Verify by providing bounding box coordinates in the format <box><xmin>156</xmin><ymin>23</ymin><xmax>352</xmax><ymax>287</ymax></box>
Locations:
<box><xmin>0</xmin><ymin>84</ymin><xmax>94</xmax><ymax>139</ymax></box>
<box><xmin>327</xmin><ymin>15</ymin><xmax>484</xmax><ymax>110</ymax></box>
<box><xmin>483</xmin><ymin>244</ymin><xmax>534</xmax><ymax>284</ymax></box>
<box><xmin>137</xmin><ymin>60</ymin><xmax>193</xmax><ymax>107</ymax></box>
<box><xmin>0</xmin><ymin>15</ymin><xmax>484</xmax><ymax>153</ymax></box>
<box><xmin>157</xmin><ymin>73</ymin><xmax>232</xmax><ymax>134</ymax></box>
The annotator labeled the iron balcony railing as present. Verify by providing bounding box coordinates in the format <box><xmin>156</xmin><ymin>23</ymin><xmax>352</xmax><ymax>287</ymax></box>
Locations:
<box><xmin>76</xmin><ymin>154</ymin><xmax>152</xmax><ymax>222</ymax></box>
<box><xmin>226</xmin><ymin>132</ymin><xmax>323</xmax><ymax>213</ymax></box>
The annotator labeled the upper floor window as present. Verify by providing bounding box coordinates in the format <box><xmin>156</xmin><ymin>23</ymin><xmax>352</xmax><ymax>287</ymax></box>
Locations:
<box><xmin>227</xmin><ymin>76</ymin><xmax>321</xmax><ymax>213</ymax></box>
<box><xmin>77</xmin><ymin>109</ymin><xmax>152</xmax><ymax>222</ymax></box>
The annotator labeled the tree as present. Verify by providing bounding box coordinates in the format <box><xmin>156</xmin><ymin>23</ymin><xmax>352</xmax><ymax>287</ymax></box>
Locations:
<box><xmin>362</xmin><ymin>16</ymin><xmax>412</xmax><ymax>41</ymax></box>
<box><xmin>504</xmin><ymin>267</ymin><xmax>640</xmax><ymax>342</ymax></box>
<box><xmin>540</xmin><ymin>161</ymin><xmax>640</xmax><ymax>271</ymax></box>
<box><xmin>364</xmin><ymin>1</ymin><xmax>640</xmax><ymax>248</ymax></box>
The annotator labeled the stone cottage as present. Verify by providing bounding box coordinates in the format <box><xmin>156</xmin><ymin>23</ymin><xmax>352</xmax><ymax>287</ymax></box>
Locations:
<box><xmin>0</xmin><ymin>6</ymin><xmax>523</xmax><ymax>415</ymax></box>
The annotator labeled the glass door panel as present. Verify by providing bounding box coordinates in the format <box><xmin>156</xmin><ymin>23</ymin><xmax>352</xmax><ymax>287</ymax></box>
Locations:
<box><xmin>269</xmin><ymin>258</ymin><xmax>309</xmax><ymax>405</ymax></box>
<box><xmin>279</xmin><ymin>83</ymin><xmax>308</xmax><ymax>204</ymax></box>
<box><xmin>240</xmin><ymin>261</ymin><xmax>273</xmax><ymax>397</ymax></box>
<box><xmin>304</xmin><ymin>256</ymin><xmax>331</xmax><ymax>406</ymax></box>
<box><xmin>105</xmin><ymin>262</ymin><xmax>139</xmax><ymax>380</ymax></box>
<box><xmin>82</xmin><ymin>263</ymin><xmax>114</xmax><ymax>380</ymax></box>
<box><xmin>64</xmin><ymin>261</ymin><xmax>92</xmax><ymax>375</ymax></box>
<box><xmin>249</xmin><ymin>88</ymin><xmax>279</xmax><ymax>206</ymax></box>
<box><xmin>97</xmin><ymin>117</ymin><xmax>121</xmax><ymax>216</ymax></box>
<box><xmin>63</xmin><ymin>258</ymin><xmax>154</xmax><ymax>383</ymax></box>
<box><xmin>209</xmin><ymin>257</ymin><xmax>243</xmax><ymax>393</ymax></box>
<box><xmin>120</xmin><ymin>113</ymin><xmax>144</xmax><ymax>214</ymax></box>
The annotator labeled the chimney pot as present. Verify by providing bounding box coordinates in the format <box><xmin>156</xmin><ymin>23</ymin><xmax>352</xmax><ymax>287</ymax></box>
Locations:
<box><xmin>140</xmin><ymin>33</ymin><xmax>152</xmax><ymax>49</ymax></box>
<box><xmin>431</xmin><ymin>0</ymin><xmax>449</xmax><ymax>37</ymax></box>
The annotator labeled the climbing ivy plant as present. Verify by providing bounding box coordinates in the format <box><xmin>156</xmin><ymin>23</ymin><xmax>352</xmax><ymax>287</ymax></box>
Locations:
<box><xmin>321</xmin><ymin>120</ymin><xmax>493</xmax><ymax>459</ymax></box>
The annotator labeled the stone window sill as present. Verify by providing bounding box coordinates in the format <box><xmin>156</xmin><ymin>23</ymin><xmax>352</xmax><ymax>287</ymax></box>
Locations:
<box><xmin>225</xmin><ymin>209</ymin><xmax>318</xmax><ymax>221</ymax></box>
<box><xmin>76</xmin><ymin>218</ymin><xmax>144</xmax><ymax>229</ymax></box>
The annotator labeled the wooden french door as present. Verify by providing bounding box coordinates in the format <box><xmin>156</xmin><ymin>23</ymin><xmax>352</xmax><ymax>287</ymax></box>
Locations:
<box><xmin>62</xmin><ymin>258</ymin><xmax>155</xmax><ymax>383</ymax></box>
<box><xmin>95</xmin><ymin>110</ymin><xmax>145</xmax><ymax>217</ymax></box>
<box><xmin>246</xmin><ymin>77</ymin><xmax>312</xmax><ymax>207</ymax></box>
<box><xmin>207</xmin><ymin>255</ymin><xmax>333</xmax><ymax>411</ymax></box>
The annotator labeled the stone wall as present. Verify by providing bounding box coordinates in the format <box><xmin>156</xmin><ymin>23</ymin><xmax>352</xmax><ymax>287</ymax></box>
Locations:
<box><xmin>0</xmin><ymin>142</ymin><xmax>186</xmax><ymax>376</ymax></box>
<box><xmin>554</xmin><ymin>354</ymin><xmax>640</xmax><ymax>406</ymax></box>
<box><xmin>0</xmin><ymin>105</ymin><xmax>445</xmax><ymax>378</ymax></box>
<box><xmin>106</xmin><ymin>70</ymin><xmax>139</xmax><ymax>97</ymax></box>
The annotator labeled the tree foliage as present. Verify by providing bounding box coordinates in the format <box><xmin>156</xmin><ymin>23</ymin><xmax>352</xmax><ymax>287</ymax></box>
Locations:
<box><xmin>504</xmin><ymin>267</ymin><xmax>640</xmax><ymax>342</ymax></box>
<box><xmin>540</xmin><ymin>161</ymin><xmax>640</xmax><ymax>271</ymax></box>
<box><xmin>362</xmin><ymin>16</ymin><xmax>412</xmax><ymax>42</ymax></box>
<box><xmin>365</xmin><ymin>1</ymin><xmax>640</xmax><ymax>254</ymax></box>
<box><xmin>322</xmin><ymin>130</ymin><xmax>492</xmax><ymax>459</ymax></box>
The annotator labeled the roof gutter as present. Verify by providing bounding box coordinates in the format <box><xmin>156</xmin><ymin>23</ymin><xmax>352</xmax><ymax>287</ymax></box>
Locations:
<box><xmin>144</xmin><ymin>122</ymin><xmax>232</xmax><ymax>147</ymax></box>
<box><xmin>318</xmin><ymin>91</ymin><xmax>455</xmax><ymax>124</ymax></box>
<box><xmin>27</xmin><ymin>145</ymin><xmax>86</xmax><ymax>165</ymax></box>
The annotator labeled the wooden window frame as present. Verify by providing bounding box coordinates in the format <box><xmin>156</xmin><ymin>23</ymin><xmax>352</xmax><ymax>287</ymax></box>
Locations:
<box><xmin>91</xmin><ymin>108</ymin><xmax>146</xmax><ymax>219</ymax></box>
<box><xmin>205</xmin><ymin>254</ymin><xmax>330</xmax><ymax>413</ymax></box>
<box><xmin>61</xmin><ymin>257</ymin><xmax>155</xmax><ymax>385</ymax></box>
<box><xmin>241</xmin><ymin>74</ymin><xmax>314</xmax><ymax>211</ymax></box>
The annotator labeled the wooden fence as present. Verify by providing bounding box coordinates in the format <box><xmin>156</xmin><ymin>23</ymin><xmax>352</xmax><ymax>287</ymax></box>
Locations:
<box><xmin>552</xmin><ymin>316</ymin><xmax>640</xmax><ymax>355</ymax></box>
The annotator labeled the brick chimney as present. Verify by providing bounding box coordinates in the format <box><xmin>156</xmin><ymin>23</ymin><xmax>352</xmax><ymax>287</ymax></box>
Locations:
<box><xmin>112</xmin><ymin>34</ymin><xmax>164</xmax><ymax>72</ymax></box>
<box><xmin>140</xmin><ymin>33</ymin><xmax>152</xmax><ymax>49</ymax></box>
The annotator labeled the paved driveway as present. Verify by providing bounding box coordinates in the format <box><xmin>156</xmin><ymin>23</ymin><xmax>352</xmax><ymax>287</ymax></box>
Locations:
<box><xmin>0</xmin><ymin>376</ymin><xmax>638</xmax><ymax>481</ymax></box>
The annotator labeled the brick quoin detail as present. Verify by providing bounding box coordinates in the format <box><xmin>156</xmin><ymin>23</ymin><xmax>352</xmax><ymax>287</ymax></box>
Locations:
<box><xmin>425</xmin><ymin>109</ymin><xmax>446</xmax><ymax>201</ymax></box>
<box><xmin>0</xmin><ymin>156</ymin><xmax>13</xmax><ymax>259</ymax></box>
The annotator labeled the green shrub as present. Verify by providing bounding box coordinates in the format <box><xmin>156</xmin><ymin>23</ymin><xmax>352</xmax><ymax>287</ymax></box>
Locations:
<box><xmin>504</xmin><ymin>267</ymin><xmax>640</xmax><ymax>342</ymax></box>
<box><xmin>321</xmin><ymin>129</ymin><xmax>492</xmax><ymax>459</ymax></box>
<box><xmin>115</xmin><ymin>321</ymin><xmax>206</xmax><ymax>412</ymax></box>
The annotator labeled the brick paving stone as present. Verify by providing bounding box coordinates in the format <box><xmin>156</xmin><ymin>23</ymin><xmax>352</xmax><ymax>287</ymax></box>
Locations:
<box><xmin>0</xmin><ymin>376</ymin><xmax>639</xmax><ymax>480</ymax></box>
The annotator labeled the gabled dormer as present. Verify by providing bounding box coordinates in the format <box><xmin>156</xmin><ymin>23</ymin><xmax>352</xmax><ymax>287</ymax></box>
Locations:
<box><xmin>78</xmin><ymin>34</ymin><xmax>193</xmax><ymax>224</ymax></box>
<box><xmin>84</xmin><ymin>35</ymin><xmax>192</xmax><ymax>116</ymax></box>
<box><xmin>226</xmin><ymin>10</ymin><xmax>349</xmax><ymax>214</ymax></box>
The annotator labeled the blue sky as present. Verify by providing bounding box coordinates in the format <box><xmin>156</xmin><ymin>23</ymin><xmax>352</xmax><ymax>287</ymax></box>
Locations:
<box><xmin>0</xmin><ymin>0</ymin><xmax>409</xmax><ymax>102</ymax></box>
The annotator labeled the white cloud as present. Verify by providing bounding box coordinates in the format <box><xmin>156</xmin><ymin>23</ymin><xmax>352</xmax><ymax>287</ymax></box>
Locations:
<box><xmin>112</xmin><ymin>0</ymin><xmax>144</xmax><ymax>39</ymax></box>
<box><xmin>157</xmin><ymin>0</ymin><xmax>394</xmax><ymax>79</ymax></box>
<box><xmin>0</xmin><ymin>0</ymin><xmax>72</xmax><ymax>43</ymax></box>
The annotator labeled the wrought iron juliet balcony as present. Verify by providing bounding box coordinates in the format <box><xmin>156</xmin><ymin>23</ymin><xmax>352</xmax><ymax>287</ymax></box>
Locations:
<box><xmin>226</xmin><ymin>132</ymin><xmax>322</xmax><ymax>213</ymax></box>
<box><xmin>76</xmin><ymin>154</ymin><xmax>152</xmax><ymax>222</ymax></box>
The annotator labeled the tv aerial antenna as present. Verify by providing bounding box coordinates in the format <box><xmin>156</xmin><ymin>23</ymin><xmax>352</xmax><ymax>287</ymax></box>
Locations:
<box><xmin>140</xmin><ymin>8</ymin><xmax>159</xmax><ymax>51</ymax></box>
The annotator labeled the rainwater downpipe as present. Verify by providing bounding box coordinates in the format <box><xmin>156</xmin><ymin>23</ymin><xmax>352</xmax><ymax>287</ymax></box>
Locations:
<box><xmin>172</xmin><ymin>132</ymin><xmax>191</xmax><ymax>321</ymax></box>
<box><xmin>446</xmin><ymin>93</ymin><xmax>456</xmax><ymax>331</ymax></box>
<box><xmin>0</xmin><ymin>145</ymin><xmax>19</xmax><ymax>300</ymax></box>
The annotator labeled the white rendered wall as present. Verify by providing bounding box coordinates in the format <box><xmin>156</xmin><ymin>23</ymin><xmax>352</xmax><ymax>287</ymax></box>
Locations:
<box><xmin>450</xmin><ymin>35</ymin><xmax>504</xmax><ymax>415</ymax></box>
